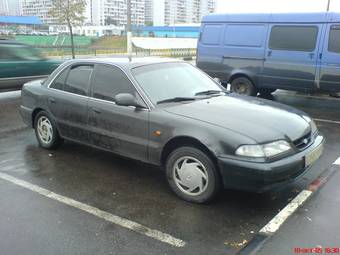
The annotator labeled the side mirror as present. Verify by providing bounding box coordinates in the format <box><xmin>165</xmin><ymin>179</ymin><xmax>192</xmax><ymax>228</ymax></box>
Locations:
<box><xmin>114</xmin><ymin>93</ymin><xmax>145</xmax><ymax>108</ymax></box>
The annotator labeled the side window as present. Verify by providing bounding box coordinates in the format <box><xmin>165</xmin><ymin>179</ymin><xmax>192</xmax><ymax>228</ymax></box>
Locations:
<box><xmin>224</xmin><ymin>25</ymin><xmax>265</xmax><ymax>47</ymax></box>
<box><xmin>50</xmin><ymin>68</ymin><xmax>69</xmax><ymax>90</ymax></box>
<box><xmin>201</xmin><ymin>24</ymin><xmax>222</xmax><ymax>45</ymax></box>
<box><xmin>92</xmin><ymin>65</ymin><xmax>136</xmax><ymax>102</ymax></box>
<box><xmin>64</xmin><ymin>65</ymin><xmax>93</xmax><ymax>96</ymax></box>
<box><xmin>328</xmin><ymin>25</ymin><xmax>340</xmax><ymax>54</ymax></box>
<box><xmin>269</xmin><ymin>26</ymin><xmax>318</xmax><ymax>52</ymax></box>
<box><xmin>0</xmin><ymin>46</ymin><xmax>15</xmax><ymax>60</ymax></box>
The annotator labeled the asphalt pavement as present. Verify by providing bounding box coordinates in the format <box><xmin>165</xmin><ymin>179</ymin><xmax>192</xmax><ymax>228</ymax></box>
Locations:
<box><xmin>0</xmin><ymin>90</ymin><xmax>339</xmax><ymax>255</ymax></box>
<box><xmin>257</xmin><ymin>164</ymin><xmax>340</xmax><ymax>255</ymax></box>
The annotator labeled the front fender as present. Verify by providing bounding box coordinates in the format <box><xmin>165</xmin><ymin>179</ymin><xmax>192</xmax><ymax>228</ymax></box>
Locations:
<box><xmin>147</xmin><ymin>110</ymin><xmax>256</xmax><ymax>165</ymax></box>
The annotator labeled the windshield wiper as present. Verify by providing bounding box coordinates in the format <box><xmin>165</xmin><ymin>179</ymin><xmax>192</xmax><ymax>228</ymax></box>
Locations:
<box><xmin>195</xmin><ymin>90</ymin><xmax>225</xmax><ymax>96</ymax></box>
<box><xmin>157</xmin><ymin>97</ymin><xmax>196</xmax><ymax>104</ymax></box>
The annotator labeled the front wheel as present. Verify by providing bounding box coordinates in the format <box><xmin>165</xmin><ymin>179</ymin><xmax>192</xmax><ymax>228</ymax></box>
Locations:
<box><xmin>166</xmin><ymin>147</ymin><xmax>221</xmax><ymax>203</ymax></box>
<box><xmin>34</xmin><ymin>111</ymin><xmax>63</xmax><ymax>149</ymax></box>
<box><xmin>230</xmin><ymin>77</ymin><xmax>258</xmax><ymax>96</ymax></box>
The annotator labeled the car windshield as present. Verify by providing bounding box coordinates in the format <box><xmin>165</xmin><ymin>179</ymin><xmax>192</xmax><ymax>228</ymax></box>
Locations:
<box><xmin>132</xmin><ymin>62</ymin><xmax>223</xmax><ymax>104</ymax></box>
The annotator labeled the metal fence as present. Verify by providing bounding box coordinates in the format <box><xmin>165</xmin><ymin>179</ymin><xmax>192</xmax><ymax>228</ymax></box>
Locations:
<box><xmin>37</xmin><ymin>45</ymin><xmax>197</xmax><ymax>59</ymax></box>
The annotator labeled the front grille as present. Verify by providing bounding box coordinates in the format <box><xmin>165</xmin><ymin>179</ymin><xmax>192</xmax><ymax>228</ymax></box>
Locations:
<box><xmin>293</xmin><ymin>132</ymin><xmax>312</xmax><ymax>150</ymax></box>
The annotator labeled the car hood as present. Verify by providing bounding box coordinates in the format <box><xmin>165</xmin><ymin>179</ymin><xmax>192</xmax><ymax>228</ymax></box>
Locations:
<box><xmin>163</xmin><ymin>94</ymin><xmax>311</xmax><ymax>143</ymax></box>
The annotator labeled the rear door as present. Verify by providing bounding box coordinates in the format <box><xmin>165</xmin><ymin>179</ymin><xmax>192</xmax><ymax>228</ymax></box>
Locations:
<box><xmin>48</xmin><ymin>64</ymin><xmax>93</xmax><ymax>142</ymax></box>
<box><xmin>262</xmin><ymin>24</ymin><xmax>321</xmax><ymax>91</ymax></box>
<box><xmin>319</xmin><ymin>24</ymin><xmax>340</xmax><ymax>92</ymax></box>
<box><xmin>87</xmin><ymin>64</ymin><xmax>149</xmax><ymax>161</ymax></box>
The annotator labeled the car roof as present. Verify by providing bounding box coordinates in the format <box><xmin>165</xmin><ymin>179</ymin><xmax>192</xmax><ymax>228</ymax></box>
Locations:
<box><xmin>65</xmin><ymin>57</ymin><xmax>184</xmax><ymax>70</ymax></box>
<box><xmin>0</xmin><ymin>39</ymin><xmax>25</xmax><ymax>45</ymax></box>
<box><xmin>202</xmin><ymin>12</ymin><xmax>340</xmax><ymax>23</ymax></box>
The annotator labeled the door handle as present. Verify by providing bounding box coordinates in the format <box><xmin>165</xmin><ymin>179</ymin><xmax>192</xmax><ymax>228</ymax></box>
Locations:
<box><xmin>91</xmin><ymin>107</ymin><xmax>101</xmax><ymax>114</ymax></box>
<box><xmin>48</xmin><ymin>98</ymin><xmax>56</xmax><ymax>104</ymax></box>
<box><xmin>267</xmin><ymin>50</ymin><xmax>272</xmax><ymax>57</ymax></box>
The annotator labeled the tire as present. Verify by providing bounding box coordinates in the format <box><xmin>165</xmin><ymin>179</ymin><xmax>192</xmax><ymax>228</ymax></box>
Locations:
<box><xmin>34</xmin><ymin>111</ymin><xmax>63</xmax><ymax>149</ymax></box>
<box><xmin>259</xmin><ymin>88</ymin><xmax>276</xmax><ymax>96</ymax></box>
<box><xmin>230</xmin><ymin>77</ymin><xmax>258</xmax><ymax>96</ymax></box>
<box><xmin>166</xmin><ymin>146</ymin><xmax>221</xmax><ymax>203</ymax></box>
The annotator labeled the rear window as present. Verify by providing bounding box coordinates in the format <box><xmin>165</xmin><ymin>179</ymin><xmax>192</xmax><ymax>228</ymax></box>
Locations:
<box><xmin>329</xmin><ymin>25</ymin><xmax>340</xmax><ymax>54</ymax></box>
<box><xmin>224</xmin><ymin>25</ymin><xmax>265</xmax><ymax>47</ymax></box>
<box><xmin>269</xmin><ymin>26</ymin><xmax>318</xmax><ymax>52</ymax></box>
<box><xmin>64</xmin><ymin>65</ymin><xmax>93</xmax><ymax>96</ymax></box>
<box><xmin>201</xmin><ymin>24</ymin><xmax>222</xmax><ymax>45</ymax></box>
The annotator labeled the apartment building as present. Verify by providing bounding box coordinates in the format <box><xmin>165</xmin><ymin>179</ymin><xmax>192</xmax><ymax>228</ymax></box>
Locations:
<box><xmin>91</xmin><ymin>0</ymin><xmax>145</xmax><ymax>26</ymax></box>
<box><xmin>20</xmin><ymin>0</ymin><xmax>145</xmax><ymax>26</ymax></box>
<box><xmin>147</xmin><ymin>0</ymin><xmax>215</xmax><ymax>26</ymax></box>
<box><xmin>20</xmin><ymin>0</ymin><xmax>214</xmax><ymax>27</ymax></box>
<box><xmin>0</xmin><ymin>0</ymin><xmax>21</xmax><ymax>15</ymax></box>
<box><xmin>20</xmin><ymin>0</ymin><xmax>58</xmax><ymax>24</ymax></box>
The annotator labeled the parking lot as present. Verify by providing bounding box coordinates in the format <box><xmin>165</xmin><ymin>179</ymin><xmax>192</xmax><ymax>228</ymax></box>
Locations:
<box><xmin>0</xmin><ymin>89</ymin><xmax>340</xmax><ymax>255</ymax></box>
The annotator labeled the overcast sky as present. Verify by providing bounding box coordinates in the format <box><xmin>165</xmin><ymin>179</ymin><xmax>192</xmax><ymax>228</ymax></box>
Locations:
<box><xmin>216</xmin><ymin>0</ymin><xmax>340</xmax><ymax>13</ymax></box>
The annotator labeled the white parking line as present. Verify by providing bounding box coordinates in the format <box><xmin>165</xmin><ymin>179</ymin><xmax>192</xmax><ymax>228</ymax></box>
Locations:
<box><xmin>259</xmin><ymin>190</ymin><xmax>312</xmax><ymax>235</ymax></box>
<box><xmin>314</xmin><ymin>118</ymin><xmax>340</xmax><ymax>125</ymax></box>
<box><xmin>333</xmin><ymin>157</ymin><xmax>340</xmax><ymax>166</ymax></box>
<box><xmin>0</xmin><ymin>172</ymin><xmax>186</xmax><ymax>248</ymax></box>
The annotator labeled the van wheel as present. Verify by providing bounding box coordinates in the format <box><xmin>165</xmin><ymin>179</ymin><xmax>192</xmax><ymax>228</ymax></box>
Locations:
<box><xmin>166</xmin><ymin>147</ymin><xmax>221</xmax><ymax>203</ymax></box>
<box><xmin>231</xmin><ymin>77</ymin><xmax>258</xmax><ymax>96</ymax></box>
<box><xmin>259</xmin><ymin>88</ymin><xmax>276</xmax><ymax>96</ymax></box>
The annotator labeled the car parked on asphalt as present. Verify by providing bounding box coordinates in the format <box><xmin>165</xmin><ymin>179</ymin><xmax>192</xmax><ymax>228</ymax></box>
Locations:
<box><xmin>0</xmin><ymin>40</ymin><xmax>61</xmax><ymax>91</ymax></box>
<box><xmin>20</xmin><ymin>58</ymin><xmax>324</xmax><ymax>203</ymax></box>
<box><xmin>197</xmin><ymin>12</ymin><xmax>340</xmax><ymax>96</ymax></box>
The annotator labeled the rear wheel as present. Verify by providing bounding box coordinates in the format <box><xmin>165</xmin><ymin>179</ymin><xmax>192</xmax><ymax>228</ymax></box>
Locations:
<box><xmin>34</xmin><ymin>111</ymin><xmax>63</xmax><ymax>149</ymax></box>
<box><xmin>166</xmin><ymin>147</ymin><xmax>221</xmax><ymax>203</ymax></box>
<box><xmin>230</xmin><ymin>77</ymin><xmax>258</xmax><ymax>96</ymax></box>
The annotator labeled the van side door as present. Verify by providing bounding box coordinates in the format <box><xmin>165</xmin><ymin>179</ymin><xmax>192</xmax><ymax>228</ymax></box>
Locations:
<box><xmin>196</xmin><ymin>23</ymin><xmax>224</xmax><ymax>79</ymax></box>
<box><xmin>319</xmin><ymin>24</ymin><xmax>340</xmax><ymax>92</ymax></box>
<box><xmin>262</xmin><ymin>24</ymin><xmax>322</xmax><ymax>91</ymax></box>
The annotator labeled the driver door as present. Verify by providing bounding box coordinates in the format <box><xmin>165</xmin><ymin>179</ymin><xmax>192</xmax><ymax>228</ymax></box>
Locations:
<box><xmin>87</xmin><ymin>64</ymin><xmax>149</xmax><ymax>162</ymax></box>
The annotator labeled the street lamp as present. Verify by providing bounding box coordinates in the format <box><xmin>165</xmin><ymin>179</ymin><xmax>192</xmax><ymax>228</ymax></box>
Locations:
<box><xmin>327</xmin><ymin>0</ymin><xmax>331</xmax><ymax>11</ymax></box>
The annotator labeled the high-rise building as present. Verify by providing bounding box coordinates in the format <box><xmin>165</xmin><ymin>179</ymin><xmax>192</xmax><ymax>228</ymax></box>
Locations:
<box><xmin>88</xmin><ymin>0</ymin><xmax>145</xmax><ymax>26</ymax></box>
<box><xmin>147</xmin><ymin>0</ymin><xmax>215</xmax><ymax>26</ymax></box>
<box><xmin>20</xmin><ymin>0</ymin><xmax>145</xmax><ymax>26</ymax></box>
<box><xmin>145</xmin><ymin>0</ymin><xmax>165</xmax><ymax>26</ymax></box>
<box><xmin>19</xmin><ymin>0</ymin><xmax>214</xmax><ymax>26</ymax></box>
<box><xmin>20</xmin><ymin>0</ymin><xmax>57</xmax><ymax>24</ymax></box>
<box><xmin>0</xmin><ymin>0</ymin><xmax>21</xmax><ymax>15</ymax></box>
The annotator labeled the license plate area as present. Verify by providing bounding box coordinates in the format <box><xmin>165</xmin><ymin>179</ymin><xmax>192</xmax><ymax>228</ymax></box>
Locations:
<box><xmin>305</xmin><ymin>143</ymin><xmax>323</xmax><ymax>168</ymax></box>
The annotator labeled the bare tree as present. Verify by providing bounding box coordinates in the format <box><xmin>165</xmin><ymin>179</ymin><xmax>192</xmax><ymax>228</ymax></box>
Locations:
<box><xmin>49</xmin><ymin>0</ymin><xmax>86</xmax><ymax>59</ymax></box>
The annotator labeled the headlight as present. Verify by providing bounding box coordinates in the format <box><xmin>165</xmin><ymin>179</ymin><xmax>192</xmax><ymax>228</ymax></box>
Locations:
<box><xmin>303</xmin><ymin>115</ymin><xmax>318</xmax><ymax>134</ymax></box>
<box><xmin>235</xmin><ymin>140</ymin><xmax>292</xmax><ymax>158</ymax></box>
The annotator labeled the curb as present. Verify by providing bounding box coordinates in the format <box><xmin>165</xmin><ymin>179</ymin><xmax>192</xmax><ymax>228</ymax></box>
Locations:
<box><xmin>238</xmin><ymin>162</ymin><xmax>339</xmax><ymax>255</ymax></box>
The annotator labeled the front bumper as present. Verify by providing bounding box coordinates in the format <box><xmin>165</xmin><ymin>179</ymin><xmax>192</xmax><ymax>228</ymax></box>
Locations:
<box><xmin>217</xmin><ymin>135</ymin><xmax>324</xmax><ymax>192</ymax></box>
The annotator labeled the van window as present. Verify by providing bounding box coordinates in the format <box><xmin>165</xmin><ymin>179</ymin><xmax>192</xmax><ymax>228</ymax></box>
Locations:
<box><xmin>224</xmin><ymin>25</ymin><xmax>265</xmax><ymax>47</ymax></box>
<box><xmin>329</xmin><ymin>26</ymin><xmax>340</xmax><ymax>54</ymax></box>
<box><xmin>269</xmin><ymin>26</ymin><xmax>318</xmax><ymax>52</ymax></box>
<box><xmin>201</xmin><ymin>24</ymin><xmax>222</xmax><ymax>45</ymax></box>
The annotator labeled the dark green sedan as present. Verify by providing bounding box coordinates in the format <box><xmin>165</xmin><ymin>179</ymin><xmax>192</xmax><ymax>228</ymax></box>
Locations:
<box><xmin>0</xmin><ymin>40</ymin><xmax>62</xmax><ymax>91</ymax></box>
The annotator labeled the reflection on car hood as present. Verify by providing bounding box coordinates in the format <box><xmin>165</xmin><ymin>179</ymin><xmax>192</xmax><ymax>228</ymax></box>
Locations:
<box><xmin>163</xmin><ymin>94</ymin><xmax>311</xmax><ymax>143</ymax></box>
